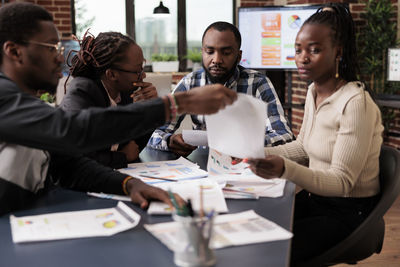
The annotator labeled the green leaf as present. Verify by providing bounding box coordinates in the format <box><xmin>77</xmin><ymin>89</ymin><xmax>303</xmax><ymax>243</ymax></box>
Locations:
<box><xmin>151</xmin><ymin>53</ymin><xmax>178</xmax><ymax>62</ymax></box>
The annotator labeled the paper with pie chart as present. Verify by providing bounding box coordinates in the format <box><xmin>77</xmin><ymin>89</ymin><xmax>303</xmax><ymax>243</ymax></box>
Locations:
<box><xmin>10</xmin><ymin>201</ymin><xmax>140</xmax><ymax>243</ymax></box>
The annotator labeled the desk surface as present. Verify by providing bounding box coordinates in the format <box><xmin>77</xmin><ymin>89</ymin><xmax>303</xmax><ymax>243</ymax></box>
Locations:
<box><xmin>0</xmin><ymin>148</ymin><xmax>295</xmax><ymax>267</ymax></box>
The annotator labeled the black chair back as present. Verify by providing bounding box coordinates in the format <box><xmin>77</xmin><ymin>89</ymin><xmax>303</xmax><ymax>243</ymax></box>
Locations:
<box><xmin>296</xmin><ymin>145</ymin><xmax>400</xmax><ymax>267</ymax></box>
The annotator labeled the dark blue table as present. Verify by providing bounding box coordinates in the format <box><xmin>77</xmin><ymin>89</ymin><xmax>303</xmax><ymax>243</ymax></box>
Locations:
<box><xmin>0</xmin><ymin>147</ymin><xmax>295</xmax><ymax>267</ymax></box>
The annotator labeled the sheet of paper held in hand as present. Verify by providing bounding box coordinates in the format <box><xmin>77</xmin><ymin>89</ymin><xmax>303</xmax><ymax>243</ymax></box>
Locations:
<box><xmin>118</xmin><ymin>157</ymin><xmax>208</xmax><ymax>184</ymax></box>
<box><xmin>182</xmin><ymin>130</ymin><xmax>208</xmax><ymax>147</ymax></box>
<box><xmin>207</xmin><ymin>148</ymin><xmax>286</xmax><ymax>199</ymax></box>
<box><xmin>88</xmin><ymin>178</ymin><xmax>228</xmax><ymax>215</ymax></box>
<box><xmin>205</xmin><ymin>94</ymin><xmax>267</xmax><ymax>159</ymax></box>
<box><xmin>144</xmin><ymin>210</ymin><xmax>293</xmax><ymax>250</ymax></box>
<box><xmin>10</xmin><ymin>202</ymin><xmax>140</xmax><ymax>243</ymax></box>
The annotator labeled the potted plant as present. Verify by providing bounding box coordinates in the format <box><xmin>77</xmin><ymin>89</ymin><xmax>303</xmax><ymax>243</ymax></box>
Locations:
<box><xmin>186</xmin><ymin>49</ymin><xmax>202</xmax><ymax>71</ymax></box>
<box><xmin>357</xmin><ymin>0</ymin><xmax>400</xmax><ymax>139</ymax></box>
<box><xmin>357</xmin><ymin>0</ymin><xmax>400</xmax><ymax>98</ymax></box>
<box><xmin>39</xmin><ymin>91</ymin><xmax>56</xmax><ymax>107</ymax></box>
<box><xmin>151</xmin><ymin>53</ymin><xmax>179</xmax><ymax>72</ymax></box>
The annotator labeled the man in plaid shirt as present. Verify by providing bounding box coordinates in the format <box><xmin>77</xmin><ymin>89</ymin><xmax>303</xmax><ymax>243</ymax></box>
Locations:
<box><xmin>148</xmin><ymin>21</ymin><xmax>293</xmax><ymax>156</ymax></box>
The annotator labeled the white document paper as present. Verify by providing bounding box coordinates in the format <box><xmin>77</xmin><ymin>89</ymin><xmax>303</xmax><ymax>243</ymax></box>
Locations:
<box><xmin>205</xmin><ymin>94</ymin><xmax>266</xmax><ymax>159</ymax></box>
<box><xmin>87</xmin><ymin>192</ymin><xmax>131</xmax><ymax>202</ymax></box>
<box><xmin>223</xmin><ymin>177</ymin><xmax>286</xmax><ymax>198</ymax></box>
<box><xmin>207</xmin><ymin>148</ymin><xmax>286</xmax><ymax>198</ymax></box>
<box><xmin>182</xmin><ymin>130</ymin><xmax>208</xmax><ymax>146</ymax></box>
<box><xmin>118</xmin><ymin>157</ymin><xmax>208</xmax><ymax>184</ymax></box>
<box><xmin>10</xmin><ymin>202</ymin><xmax>140</xmax><ymax>243</ymax></box>
<box><xmin>147</xmin><ymin>178</ymin><xmax>228</xmax><ymax>214</ymax></box>
<box><xmin>87</xmin><ymin>179</ymin><xmax>228</xmax><ymax>215</ymax></box>
<box><xmin>144</xmin><ymin>210</ymin><xmax>292</xmax><ymax>250</ymax></box>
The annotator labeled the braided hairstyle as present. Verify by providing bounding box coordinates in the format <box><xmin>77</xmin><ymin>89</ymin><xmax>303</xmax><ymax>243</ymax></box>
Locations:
<box><xmin>302</xmin><ymin>3</ymin><xmax>358</xmax><ymax>82</ymax></box>
<box><xmin>69</xmin><ymin>31</ymin><xmax>136</xmax><ymax>80</ymax></box>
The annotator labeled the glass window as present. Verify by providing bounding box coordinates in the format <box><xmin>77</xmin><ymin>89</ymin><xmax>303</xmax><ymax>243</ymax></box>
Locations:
<box><xmin>75</xmin><ymin>0</ymin><xmax>126</xmax><ymax>38</ymax></box>
<box><xmin>186</xmin><ymin>0</ymin><xmax>233</xmax><ymax>52</ymax></box>
<box><xmin>135</xmin><ymin>0</ymin><xmax>178</xmax><ymax>63</ymax></box>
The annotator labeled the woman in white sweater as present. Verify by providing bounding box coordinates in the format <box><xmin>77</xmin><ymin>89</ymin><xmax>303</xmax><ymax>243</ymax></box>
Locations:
<box><xmin>246</xmin><ymin>3</ymin><xmax>383</xmax><ymax>265</ymax></box>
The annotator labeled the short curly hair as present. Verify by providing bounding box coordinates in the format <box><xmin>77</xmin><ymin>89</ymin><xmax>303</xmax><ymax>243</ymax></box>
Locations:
<box><xmin>0</xmin><ymin>2</ymin><xmax>53</xmax><ymax>63</ymax></box>
<box><xmin>202</xmin><ymin>21</ymin><xmax>241</xmax><ymax>49</ymax></box>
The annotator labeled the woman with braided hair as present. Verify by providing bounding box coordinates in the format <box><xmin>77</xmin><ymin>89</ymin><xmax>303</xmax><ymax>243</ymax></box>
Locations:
<box><xmin>245</xmin><ymin>3</ymin><xmax>383</xmax><ymax>265</ymax></box>
<box><xmin>61</xmin><ymin>32</ymin><xmax>159</xmax><ymax>168</ymax></box>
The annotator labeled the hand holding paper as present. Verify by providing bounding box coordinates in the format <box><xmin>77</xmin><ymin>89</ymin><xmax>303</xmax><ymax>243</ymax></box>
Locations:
<box><xmin>205</xmin><ymin>94</ymin><xmax>266</xmax><ymax>159</ymax></box>
<box><xmin>245</xmin><ymin>155</ymin><xmax>285</xmax><ymax>179</ymax></box>
<box><xmin>182</xmin><ymin>130</ymin><xmax>208</xmax><ymax>147</ymax></box>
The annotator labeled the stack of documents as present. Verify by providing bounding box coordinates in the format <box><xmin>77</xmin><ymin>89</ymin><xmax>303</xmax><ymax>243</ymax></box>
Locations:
<box><xmin>10</xmin><ymin>202</ymin><xmax>140</xmax><ymax>243</ymax></box>
<box><xmin>89</xmin><ymin>157</ymin><xmax>228</xmax><ymax>215</ymax></box>
<box><xmin>144</xmin><ymin>210</ymin><xmax>292</xmax><ymax>250</ymax></box>
<box><xmin>146</xmin><ymin>178</ymin><xmax>228</xmax><ymax>214</ymax></box>
<box><xmin>203</xmin><ymin>95</ymin><xmax>286</xmax><ymax>199</ymax></box>
<box><xmin>89</xmin><ymin>178</ymin><xmax>228</xmax><ymax>215</ymax></box>
<box><xmin>117</xmin><ymin>157</ymin><xmax>228</xmax><ymax>214</ymax></box>
<box><xmin>207</xmin><ymin>149</ymin><xmax>286</xmax><ymax>199</ymax></box>
<box><xmin>119</xmin><ymin>157</ymin><xmax>208</xmax><ymax>184</ymax></box>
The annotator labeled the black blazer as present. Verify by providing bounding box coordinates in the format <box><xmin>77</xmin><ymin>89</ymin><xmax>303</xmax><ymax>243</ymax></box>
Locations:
<box><xmin>60</xmin><ymin>76</ymin><xmax>152</xmax><ymax>169</ymax></box>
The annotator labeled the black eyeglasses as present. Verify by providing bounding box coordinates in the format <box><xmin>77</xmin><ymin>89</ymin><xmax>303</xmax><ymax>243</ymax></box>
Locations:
<box><xmin>112</xmin><ymin>67</ymin><xmax>144</xmax><ymax>80</ymax></box>
<box><xmin>25</xmin><ymin>40</ymin><xmax>65</xmax><ymax>55</ymax></box>
<box><xmin>112</xmin><ymin>60</ymin><xmax>146</xmax><ymax>81</ymax></box>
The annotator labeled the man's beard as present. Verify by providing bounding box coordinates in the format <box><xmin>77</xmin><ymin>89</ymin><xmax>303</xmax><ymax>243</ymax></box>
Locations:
<box><xmin>203</xmin><ymin>61</ymin><xmax>238</xmax><ymax>85</ymax></box>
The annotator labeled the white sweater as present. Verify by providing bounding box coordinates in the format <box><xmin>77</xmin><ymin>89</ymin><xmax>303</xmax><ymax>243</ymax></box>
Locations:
<box><xmin>265</xmin><ymin>81</ymin><xmax>383</xmax><ymax>197</ymax></box>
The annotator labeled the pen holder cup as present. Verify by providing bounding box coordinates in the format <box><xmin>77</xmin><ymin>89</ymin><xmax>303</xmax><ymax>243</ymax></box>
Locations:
<box><xmin>172</xmin><ymin>213</ymin><xmax>216</xmax><ymax>267</ymax></box>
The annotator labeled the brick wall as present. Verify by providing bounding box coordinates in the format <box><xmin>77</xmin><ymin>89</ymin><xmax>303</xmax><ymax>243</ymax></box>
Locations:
<box><xmin>4</xmin><ymin>0</ymin><xmax>72</xmax><ymax>39</ymax></box>
<box><xmin>240</xmin><ymin>0</ymin><xmax>400</xmax><ymax>149</ymax></box>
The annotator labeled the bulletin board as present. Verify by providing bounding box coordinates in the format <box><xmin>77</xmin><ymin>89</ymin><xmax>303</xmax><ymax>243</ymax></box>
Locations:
<box><xmin>388</xmin><ymin>48</ymin><xmax>400</xmax><ymax>81</ymax></box>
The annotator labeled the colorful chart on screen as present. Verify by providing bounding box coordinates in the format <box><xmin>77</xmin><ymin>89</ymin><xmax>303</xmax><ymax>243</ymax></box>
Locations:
<box><xmin>239</xmin><ymin>5</ymin><xmax>321</xmax><ymax>69</ymax></box>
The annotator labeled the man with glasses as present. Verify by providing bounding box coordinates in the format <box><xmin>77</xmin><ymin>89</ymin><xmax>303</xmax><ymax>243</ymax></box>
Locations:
<box><xmin>25</xmin><ymin>40</ymin><xmax>65</xmax><ymax>55</ymax></box>
<box><xmin>0</xmin><ymin>3</ymin><xmax>237</xmax><ymax>214</ymax></box>
<box><xmin>60</xmin><ymin>32</ymin><xmax>158</xmax><ymax>168</ymax></box>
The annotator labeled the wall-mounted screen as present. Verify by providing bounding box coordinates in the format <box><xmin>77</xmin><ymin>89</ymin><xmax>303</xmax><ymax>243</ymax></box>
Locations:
<box><xmin>238</xmin><ymin>5</ymin><xmax>321</xmax><ymax>69</ymax></box>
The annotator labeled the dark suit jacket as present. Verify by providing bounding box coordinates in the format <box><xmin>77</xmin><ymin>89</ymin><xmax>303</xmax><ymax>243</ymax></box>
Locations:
<box><xmin>60</xmin><ymin>76</ymin><xmax>152</xmax><ymax>169</ymax></box>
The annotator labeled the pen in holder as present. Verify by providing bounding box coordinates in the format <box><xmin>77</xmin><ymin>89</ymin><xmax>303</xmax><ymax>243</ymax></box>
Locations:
<box><xmin>172</xmin><ymin>212</ymin><xmax>216</xmax><ymax>267</ymax></box>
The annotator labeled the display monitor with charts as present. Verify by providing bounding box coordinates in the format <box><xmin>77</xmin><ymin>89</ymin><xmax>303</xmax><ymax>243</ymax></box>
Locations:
<box><xmin>238</xmin><ymin>5</ymin><xmax>321</xmax><ymax>70</ymax></box>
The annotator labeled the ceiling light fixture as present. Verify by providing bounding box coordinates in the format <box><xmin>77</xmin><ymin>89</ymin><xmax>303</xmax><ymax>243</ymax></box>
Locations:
<box><xmin>153</xmin><ymin>1</ymin><xmax>170</xmax><ymax>14</ymax></box>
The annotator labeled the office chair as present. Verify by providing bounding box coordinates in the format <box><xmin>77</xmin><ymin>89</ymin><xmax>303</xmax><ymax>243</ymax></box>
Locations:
<box><xmin>296</xmin><ymin>145</ymin><xmax>400</xmax><ymax>267</ymax></box>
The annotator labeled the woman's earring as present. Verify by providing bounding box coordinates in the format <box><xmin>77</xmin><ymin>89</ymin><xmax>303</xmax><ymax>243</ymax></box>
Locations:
<box><xmin>335</xmin><ymin>57</ymin><xmax>340</xmax><ymax>78</ymax></box>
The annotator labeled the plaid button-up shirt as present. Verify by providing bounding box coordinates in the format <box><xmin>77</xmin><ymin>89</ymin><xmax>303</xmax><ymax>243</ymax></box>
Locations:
<box><xmin>147</xmin><ymin>65</ymin><xmax>293</xmax><ymax>151</ymax></box>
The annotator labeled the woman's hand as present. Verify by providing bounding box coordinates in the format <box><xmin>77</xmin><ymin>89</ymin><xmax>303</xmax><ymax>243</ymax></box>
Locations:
<box><xmin>246</xmin><ymin>155</ymin><xmax>285</xmax><ymax>179</ymax></box>
<box><xmin>131</xmin><ymin>82</ymin><xmax>158</xmax><ymax>102</ymax></box>
<box><xmin>126</xmin><ymin>178</ymin><xmax>185</xmax><ymax>209</ymax></box>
